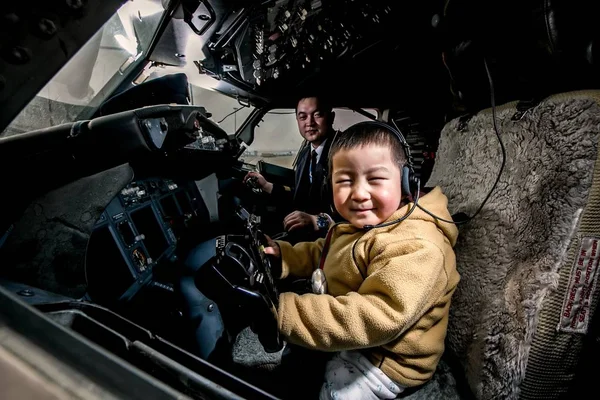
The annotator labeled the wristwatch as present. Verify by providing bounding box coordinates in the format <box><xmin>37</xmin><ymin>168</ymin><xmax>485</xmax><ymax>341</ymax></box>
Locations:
<box><xmin>316</xmin><ymin>213</ymin><xmax>331</xmax><ymax>231</ymax></box>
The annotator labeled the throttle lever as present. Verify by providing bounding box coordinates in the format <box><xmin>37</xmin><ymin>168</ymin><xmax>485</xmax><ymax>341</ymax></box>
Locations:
<box><xmin>245</xmin><ymin>176</ymin><xmax>263</xmax><ymax>194</ymax></box>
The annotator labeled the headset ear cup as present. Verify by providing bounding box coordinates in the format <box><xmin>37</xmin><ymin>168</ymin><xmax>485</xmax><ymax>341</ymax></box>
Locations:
<box><xmin>401</xmin><ymin>165</ymin><xmax>412</xmax><ymax>196</ymax></box>
<box><xmin>411</xmin><ymin>175</ymin><xmax>420</xmax><ymax>193</ymax></box>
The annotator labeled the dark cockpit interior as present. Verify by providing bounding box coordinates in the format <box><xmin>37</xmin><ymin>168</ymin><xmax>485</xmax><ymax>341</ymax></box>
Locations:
<box><xmin>1</xmin><ymin>1</ymin><xmax>600</xmax><ymax>399</ymax></box>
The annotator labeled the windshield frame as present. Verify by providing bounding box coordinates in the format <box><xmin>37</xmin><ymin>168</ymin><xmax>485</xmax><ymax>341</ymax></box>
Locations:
<box><xmin>1</xmin><ymin>1</ymin><xmax>173</xmax><ymax>138</ymax></box>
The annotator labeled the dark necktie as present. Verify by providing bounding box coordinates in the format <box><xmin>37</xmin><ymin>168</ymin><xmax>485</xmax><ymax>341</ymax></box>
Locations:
<box><xmin>310</xmin><ymin>149</ymin><xmax>318</xmax><ymax>183</ymax></box>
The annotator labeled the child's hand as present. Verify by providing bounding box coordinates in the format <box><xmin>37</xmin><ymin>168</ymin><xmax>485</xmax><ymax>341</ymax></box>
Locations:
<box><xmin>263</xmin><ymin>235</ymin><xmax>281</xmax><ymax>258</ymax></box>
<box><xmin>262</xmin><ymin>235</ymin><xmax>283</xmax><ymax>279</ymax></box>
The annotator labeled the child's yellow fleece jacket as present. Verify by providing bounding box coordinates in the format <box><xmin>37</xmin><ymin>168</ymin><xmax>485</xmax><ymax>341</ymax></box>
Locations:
<box><xmin>276</xmin><ymin>186</ymin><xmax>459</xmax><ymax>387</ymax></box>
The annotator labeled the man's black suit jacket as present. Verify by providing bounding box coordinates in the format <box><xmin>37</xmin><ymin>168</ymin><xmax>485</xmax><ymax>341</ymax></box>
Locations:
<box><xmin>271</xmin><ymin>137</ymin><xmax>334</xmax><ymax>217</ymax></box>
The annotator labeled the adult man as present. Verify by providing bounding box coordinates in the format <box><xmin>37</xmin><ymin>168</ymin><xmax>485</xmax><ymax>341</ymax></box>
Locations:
<box><xmin>244</xmin><ymin>95</ymin><xmax>336</xmax><ymax>241</ymax></box>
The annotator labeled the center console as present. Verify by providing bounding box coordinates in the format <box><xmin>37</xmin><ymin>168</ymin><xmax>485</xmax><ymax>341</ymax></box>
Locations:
<box><xmin>85</xmin><ymin>177</ymin><xmax>210</xmax><ymax>305</ymax></box>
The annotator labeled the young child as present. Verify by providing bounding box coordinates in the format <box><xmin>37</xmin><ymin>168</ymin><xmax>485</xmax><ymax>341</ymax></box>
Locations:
<box><xmin>265</xmin><ymin>122</ymin><xmax>459</xmax><ymax>399</ymax></box>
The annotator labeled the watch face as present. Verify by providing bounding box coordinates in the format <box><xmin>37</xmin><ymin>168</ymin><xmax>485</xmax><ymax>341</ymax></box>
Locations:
<box><xmin>317</xmin><ymin>215</ymin><xmax>328</xmax><ymax>229</ymax></box>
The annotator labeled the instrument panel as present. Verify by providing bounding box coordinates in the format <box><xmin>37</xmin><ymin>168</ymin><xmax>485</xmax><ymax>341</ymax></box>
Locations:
<box><xmin>202</xmin><ymin>0</ymin><xmax>396</xmax><ymax>92</ymax></box>
<box><xmin>85</xmin><ymin>177</ymin><xmax>210</xmax><ymax>305</ymax></box>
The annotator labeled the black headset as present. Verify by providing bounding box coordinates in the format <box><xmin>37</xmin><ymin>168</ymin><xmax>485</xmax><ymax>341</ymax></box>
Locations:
<box><xmin>327</xmin><ymin>119</ymin><xmax>422</xmax><ymax>231</ymax></box>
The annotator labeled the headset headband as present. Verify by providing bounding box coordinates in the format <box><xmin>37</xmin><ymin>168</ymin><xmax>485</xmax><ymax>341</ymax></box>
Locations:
<box><xmin>346</xmin><ymin>120</ymin><xmax>414</xmax><ymax>173</ymax></box>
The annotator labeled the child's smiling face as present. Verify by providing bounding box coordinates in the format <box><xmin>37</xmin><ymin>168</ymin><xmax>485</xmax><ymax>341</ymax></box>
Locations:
<box><xmin>332</xmin><ymin>143</ymin><xmax>403</xmax><ymax>228</ymax></box>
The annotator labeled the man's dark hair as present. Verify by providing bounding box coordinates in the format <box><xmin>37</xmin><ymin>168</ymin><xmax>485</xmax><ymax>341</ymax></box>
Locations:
<box><xmin>294</xmin><ymin>94</ymin><xmax>333</xmax><ymax>116</ymax></box>
<box><xmin>328</xmin><ymin>123</ymin><xmax>408</xmax><ymax>174</ymax></box>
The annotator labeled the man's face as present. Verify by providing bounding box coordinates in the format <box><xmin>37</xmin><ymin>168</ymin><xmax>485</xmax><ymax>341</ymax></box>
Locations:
<box><xmin>296</xmin><ymin>97</ymin><xmax>333</xmax><ymax>147</ymax></box>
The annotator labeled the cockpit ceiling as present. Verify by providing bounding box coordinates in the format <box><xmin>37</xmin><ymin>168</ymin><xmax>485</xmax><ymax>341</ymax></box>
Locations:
<box><xmin>153</xmin><ymin>0</ymin><xmax>448</xmax><ymax>109</ymax></box>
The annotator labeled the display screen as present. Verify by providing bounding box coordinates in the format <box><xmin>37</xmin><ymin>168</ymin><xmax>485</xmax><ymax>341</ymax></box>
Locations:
<box><xmin>160</xmin><ymin>195</ymin><xmax>179</xmax><ymax>218</ymax></box>
<box><xmin>86</xmin><ymin>225</ymin><xmax>135</xmax><ymax>302</ymax></box>
<box><xmin>130</xmin><ymin>205</ymin><xmax>169</xmax><ymax>260</ymax></box>
<box><xmin>175</xmin><ymin>191</ymin><xmax>194</xmax><ymax>215</ymax></box>
<box><xmin>117</xmin><ymin>220</ymin><xmax>135</xmax><ymax>247</ymax></box>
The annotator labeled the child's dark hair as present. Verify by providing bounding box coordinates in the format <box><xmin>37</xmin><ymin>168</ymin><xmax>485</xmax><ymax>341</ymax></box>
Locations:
<box><xmin>328</xmin><ymin>123</ymin><xmax>407</xmax><ymax>173</ymax></box>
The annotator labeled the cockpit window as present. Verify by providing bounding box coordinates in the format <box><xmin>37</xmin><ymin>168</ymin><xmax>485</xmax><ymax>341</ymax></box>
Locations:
<box><xmin>189</xmin><ymin>85</ymin><xmax>256</xmax><ymax>134</ymax></box>
<box><xmin>242</xmin><ymin>108</ymin><xmax>378</xmax><ymax>168</ymax></box>
<box><xmin>1</xmin><ymin>0</ymin><xmax>166</xmax><ymax>138</ymax></box>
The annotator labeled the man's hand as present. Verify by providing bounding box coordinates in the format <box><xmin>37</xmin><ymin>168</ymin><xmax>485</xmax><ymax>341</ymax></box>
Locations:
<box><xmin>283</xmin><ymin>211</ymin><xmax>318</xmax><ymax>232</ymax></box>
<box><xmin>243</xmin><ymin>171</ymin><xmax>274</xmax><ymax>194</ymax></box>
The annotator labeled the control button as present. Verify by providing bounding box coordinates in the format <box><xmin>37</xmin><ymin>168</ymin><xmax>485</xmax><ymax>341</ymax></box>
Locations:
<box><xmin>159</xmin><ymin>119</ymin><xmax>168</xmax><ymax>132</ymax></box>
